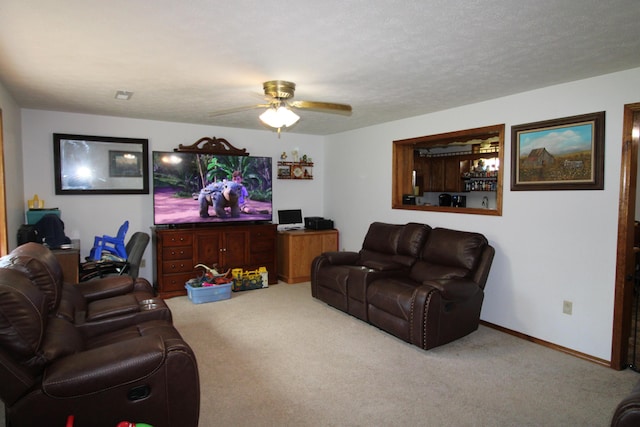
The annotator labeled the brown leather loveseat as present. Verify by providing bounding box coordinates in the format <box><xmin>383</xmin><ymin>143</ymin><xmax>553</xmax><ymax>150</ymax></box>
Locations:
<box><xmin>0</xmin><ymin>243</ymin><xmax>200</xmax><ymax>427</ymax></box>
<box><xmin>311</xmin><ymin>222</ymin><xmax>495</xmax><ymax>350</ymax></box>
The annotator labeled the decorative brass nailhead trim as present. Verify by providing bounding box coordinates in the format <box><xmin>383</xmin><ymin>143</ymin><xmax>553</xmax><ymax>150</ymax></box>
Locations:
<box><xmin>422</xmin><ymin>291</ymin><xmax>434</xmax><ymax>350</ymax></box>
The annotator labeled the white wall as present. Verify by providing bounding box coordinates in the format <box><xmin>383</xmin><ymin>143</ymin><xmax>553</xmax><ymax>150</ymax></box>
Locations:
<box><xmin>0</xmin><ymin>79</ymin><xmax>24</xmax><ymax>250</ymax></box>
<box><xmin>15</xmin><ymin>67</ymin><xmax>640</xmax><ymax>361</ymax></box>
<box><xmin>21</xmin><ymin>110</ymin><xmax>324</xmax><ymax>280</ymax></box>
<box><xmin>323</xmin><ymin>67</ymin><xmax>640</xmax><ymax>361</ymax></box>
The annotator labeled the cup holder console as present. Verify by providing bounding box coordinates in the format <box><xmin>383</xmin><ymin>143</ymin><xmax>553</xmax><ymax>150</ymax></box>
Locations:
<box><xmin>139</xmin><ymin>298</ymin><xmax>162</xmax><ymax>311</ymax></box>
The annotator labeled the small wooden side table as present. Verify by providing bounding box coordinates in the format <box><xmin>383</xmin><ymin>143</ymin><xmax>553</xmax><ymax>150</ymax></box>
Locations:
<box><xmin>277</xmin><ymin>229</ymin><xmax>339</xmax><ymax>284</ymax></box>
<box><xmin>52</xmin><ymin>240</ymin><xmax>80</xmax><ymax>284</ymax></box>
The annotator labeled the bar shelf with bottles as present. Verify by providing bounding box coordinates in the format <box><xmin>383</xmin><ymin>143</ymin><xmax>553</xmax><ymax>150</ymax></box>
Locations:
<box><xmin>462</xmin><ymin>169</ymin><xmax>498</xmax><ymax>192</ymax></box>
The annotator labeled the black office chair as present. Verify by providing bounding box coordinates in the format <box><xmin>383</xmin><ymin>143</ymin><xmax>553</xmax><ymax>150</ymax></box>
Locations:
<box><xmin>122</xmin><ymin>231</ymin><xmax>150</xmax><ymax>278</ymax></box>
<box><xmin>79</xmin><ymin>231</ymin><xmax>150</xmax><ymax>281</ymax></box>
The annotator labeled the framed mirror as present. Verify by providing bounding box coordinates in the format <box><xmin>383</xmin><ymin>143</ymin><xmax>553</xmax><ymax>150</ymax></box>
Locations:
<box><xmin>392</xmin><ymin>124</ymin><xmax>505</xmax><ymax>216</ymax></box>
<box><xmin>53</xmin><ymin>133</ymin><xmax>149</xmax><ymax>195</ymax></box>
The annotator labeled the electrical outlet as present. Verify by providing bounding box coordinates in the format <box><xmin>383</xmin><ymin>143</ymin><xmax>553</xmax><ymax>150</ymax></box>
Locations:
<box><xmin>563</xmin><ymin>300</ymin><xmax>573</xmax><ymax>315</ymax></box>
<box><xmin>140</xmin><ymin>259</ymin><xmax>146</xmax><ymax>268</ymax></box>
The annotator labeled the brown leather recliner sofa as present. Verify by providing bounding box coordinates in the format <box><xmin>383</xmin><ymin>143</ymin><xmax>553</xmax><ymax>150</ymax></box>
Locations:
<box><xmin>1</xmin><ymin>242</ymin><xmax>174</xmax><ymax>339</ymax></box>
<box><xmin>0</xmin><ymin>243</ymin><xmax>200</xmax><ymax>427</ymax></box>
<box><xmin>612</xmin><ymin>380</ymin><xmax>640</xmax><ymax>426</ymax></box>
<box><xmin>311</xmin><ymin>222</ymin><xmax>495</xmax><ymax>350</ymax></box>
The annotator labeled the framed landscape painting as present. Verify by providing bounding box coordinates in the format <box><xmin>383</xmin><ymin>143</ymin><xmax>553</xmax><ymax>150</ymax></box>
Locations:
<box><xmin>510</xmin><ymin>111</ymin><xmax>605</xmax><ymax>191</ymax></box>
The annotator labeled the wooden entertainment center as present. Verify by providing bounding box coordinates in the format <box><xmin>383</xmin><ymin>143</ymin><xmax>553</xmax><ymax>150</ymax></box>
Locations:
<box><xmin>153</xmin><ymin>223</ymin><xmax>277</xmax><ymax>298</ymax></box>
<box><xmin>152</xmin><ymin>136</ymin><xmax>278</xmax><ymax>298</ymax></box>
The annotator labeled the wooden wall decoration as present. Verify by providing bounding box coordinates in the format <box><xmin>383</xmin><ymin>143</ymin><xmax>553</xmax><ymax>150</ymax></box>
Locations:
<box><xmin>176</xmin><ymin>136</ymin><xmax>249</xmax><ymax>156</ymax></box>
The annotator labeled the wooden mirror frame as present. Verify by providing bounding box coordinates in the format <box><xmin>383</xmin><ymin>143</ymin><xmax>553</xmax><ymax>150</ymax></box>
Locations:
<box><xmin>392</xmin><ymin>124</ymin><xmax>505</xmax><ymax>216</ymax></box>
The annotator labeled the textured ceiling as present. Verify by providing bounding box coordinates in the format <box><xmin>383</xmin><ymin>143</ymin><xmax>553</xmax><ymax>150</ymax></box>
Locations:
<box><xmin>1</xmin><ymin>1</ymin><xmax>639</xmax><ymax>135</ymax></box>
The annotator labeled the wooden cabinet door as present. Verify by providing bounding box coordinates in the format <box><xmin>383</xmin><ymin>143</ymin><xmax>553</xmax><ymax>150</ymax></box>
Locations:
<box><xmin>278</xmin><ymin>230</ymin><xmax>339</xmax><ymax>283</ymax></box>
<box><xmin>426</xmin><ymin>158</ymin><xmax>445</xmax><ymax>192</ymax></box>
<box><xmin>222</xmin><ymin>229</ymin><xmax>249</xmax><ymax>270</ymax></box>
<box><xmin>289</xmin><ymin>234</ymin><xmax>319</xmax><ymax>280</ymax></box>
<box><xmin>321</xmin><ymin>233</ymin><xmax>339</xmax><ymax>252</ymax></box>
<box><xmin>194</xmin><ymin>230</ymin><xmax>223</xmax><ymax>268</ymax></box>
<box><xmin>444</xmin><ymin>157</ymin><xmax>462</xmax><ymax>192</ymax></box>
<box><xmin>195</xmin><ymin>228</ymin><xmax>248</xmax><ymax>270</ymax></box>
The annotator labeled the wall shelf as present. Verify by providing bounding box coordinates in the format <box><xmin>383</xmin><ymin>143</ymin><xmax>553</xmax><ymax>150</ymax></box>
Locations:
<box><xmin>277</xmin><ymin>161</ymin><xmax>314</xmax><ymax>180</ymax></box>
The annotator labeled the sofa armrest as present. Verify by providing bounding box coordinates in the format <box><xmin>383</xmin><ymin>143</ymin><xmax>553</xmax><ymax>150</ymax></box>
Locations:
<box><xmin>133</xmin><ymin>277</ymin><xmax>155</xmax><ymax>293</ymax></box>
<box><xmin>79</xmin><ymin>260</ymin><xmax>128</xmax><ymax>282</ymax></box>
<box><xmin>423</xmin><ymin>278</ymin><xmax>480</xmax><ymax>301</ymax></box>
<box><xmin>323</xmin><ymin>251</ymin><xmax>360</xmax><ymax>265</ymax></box>
<box><xmin>42</xmin><ymin>334</ymin><xmax>165</xmax><ymax>398</ymax></box>
<box><xmin>76</xmin><ymin>275</ymin><xmax>135</xmax><ymax>301</ymax></box>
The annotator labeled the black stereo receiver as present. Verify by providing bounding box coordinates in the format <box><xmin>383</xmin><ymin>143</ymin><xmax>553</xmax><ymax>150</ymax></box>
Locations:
<box><xmin>304</xmin><ymin>217</ymin><xmax>334</xmax><ymax>230</ymax></box>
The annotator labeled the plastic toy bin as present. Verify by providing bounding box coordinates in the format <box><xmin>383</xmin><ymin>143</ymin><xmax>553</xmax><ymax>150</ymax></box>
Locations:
<box><xmin>185</xmin><ymin>283</ymin><xmax>232</xmax><ymax>304</ymax></box>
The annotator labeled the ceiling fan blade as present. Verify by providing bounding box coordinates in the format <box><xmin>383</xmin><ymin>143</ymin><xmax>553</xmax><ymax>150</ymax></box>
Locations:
<box><xmin>250</xmin><ymin>91</ymin><xmax>275</xmax><ymax>102</ymax></box>
<box><xmin>209</xmin><ymin>104</ymin><xmax>271</xmax><ymax>117</ymax></box>
<box><xmin>288</xmin><ymin>100</ymin><xmax>352</xmax><ymax>114</ymax></box>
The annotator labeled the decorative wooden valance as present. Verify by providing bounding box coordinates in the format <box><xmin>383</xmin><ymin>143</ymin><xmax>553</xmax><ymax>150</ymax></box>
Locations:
<box><xmin>175</xmin><ymin>137</ymin><xmax>249</xmax><ymax>156</ymax></box>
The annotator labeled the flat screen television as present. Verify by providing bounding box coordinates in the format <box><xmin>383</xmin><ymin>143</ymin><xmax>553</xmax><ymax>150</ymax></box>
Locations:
<box><xmin>152</xmin><ymin>151</ymin><xmax>273</xmax><ymax>226</ymax></box>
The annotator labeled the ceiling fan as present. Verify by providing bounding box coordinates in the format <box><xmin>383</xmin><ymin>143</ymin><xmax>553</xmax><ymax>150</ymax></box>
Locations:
<box><xmin>210</xmin><ymin>80</ymin><xmax>352</xmax><ymax>135</ymax></box>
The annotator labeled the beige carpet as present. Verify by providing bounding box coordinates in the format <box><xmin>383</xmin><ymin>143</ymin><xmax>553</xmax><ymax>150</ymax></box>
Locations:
<box><xmin>166</xmin><ymin>282</ymin><xmax>637</xmax><ymax>427</ymax></box>
<box><xmin>2</xmin><ymin>282</ymin><xmax>639</xmax><ymax>426</ymax></box>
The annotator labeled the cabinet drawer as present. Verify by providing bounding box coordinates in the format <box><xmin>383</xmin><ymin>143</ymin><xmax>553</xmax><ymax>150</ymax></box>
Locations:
<box><xmin>250</xmin><ymin>228</ymin><xmax>276</xmax><ymax>240</ymax></box>
<box><xmin>251</xmin><ymin>237</ymin><xmax>275</xmax><ymax>253</ymax></box>
<box><xmin>163</xmin><ymin>246</ymin><xmax>193</xmax><ymax>260</ymax></box>
<box><xmin>163</xmin><ymin>232</ymin><xmax>193</xmax><ymax>247</ymax></box>
<box><xmin>159</xmin><ymin>272</ymin><xmax>195</xmax><ymax>292</ymax></box>
<box><xmin>162</xmin><ymin>259</ymin><xmax>193</xmax><ymax>273</ymax></box>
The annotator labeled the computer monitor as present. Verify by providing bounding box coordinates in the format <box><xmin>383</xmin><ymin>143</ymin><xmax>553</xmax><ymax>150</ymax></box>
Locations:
<box><xmin>277</xmin><ymin>209</ymin><xmax>303</xmax><ymax>229</ymax></box>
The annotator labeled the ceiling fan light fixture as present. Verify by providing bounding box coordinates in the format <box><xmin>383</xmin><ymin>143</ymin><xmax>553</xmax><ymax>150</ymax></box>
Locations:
<box><xmin>208</xmin><ymin>80</ymin><xmax>351</xmax><ymax>135</ymax></box>
<box><xmin>259</xmin><ymin>106</ymin><xmax>300</xmax><ymax>129</ymax></box>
